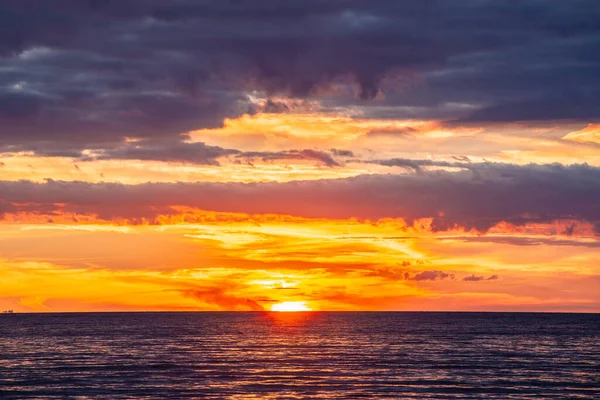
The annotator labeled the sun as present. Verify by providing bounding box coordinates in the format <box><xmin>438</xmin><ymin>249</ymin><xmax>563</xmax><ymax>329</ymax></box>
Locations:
<box><xmin>270</xmin><ymin>301</ymin><xmax>312</xmax><ymax>312</ymax></box>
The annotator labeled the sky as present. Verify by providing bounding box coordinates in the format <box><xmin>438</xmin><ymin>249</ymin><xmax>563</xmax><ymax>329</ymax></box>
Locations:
<box><xmin>1</xmin><ymin>0</ymin><xmax>599</xmax><ymax>312</ymax></box>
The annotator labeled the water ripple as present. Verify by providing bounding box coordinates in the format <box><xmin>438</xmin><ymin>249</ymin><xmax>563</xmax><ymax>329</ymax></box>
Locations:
<box><xmin>1</xmin><ymin>312</ymin><xmax>599</xmax><ymax>399</ymax></box>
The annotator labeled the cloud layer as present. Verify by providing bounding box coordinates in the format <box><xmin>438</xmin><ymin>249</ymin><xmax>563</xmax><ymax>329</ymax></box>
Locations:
<box><xmin>1</xmin><ymin>0</ymin><xmax>599</xmax><ymax>154</ymax></box>
<box><xmin>1</xmin><ymin>162</ymin><xmax>599</xmax><ymax>232</ymax></box>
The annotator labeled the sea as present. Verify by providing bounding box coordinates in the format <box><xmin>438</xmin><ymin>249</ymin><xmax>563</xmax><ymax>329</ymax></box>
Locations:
<box><xmin>1</xmin><ymin>312</ymin><xmax>599</xmax><ymax>399</ymax></box>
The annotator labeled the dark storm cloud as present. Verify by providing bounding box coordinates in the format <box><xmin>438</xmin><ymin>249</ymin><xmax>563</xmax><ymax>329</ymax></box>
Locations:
<box><xmin>1</xmin><ymin>0</ymin><xmax>599</xmax><ymax>152</ymax></box>
<box><xmin>1</xmin><ymin>162</ymin><xmax>599</xmax><ymax>232</ymax></box>
<box><xmin>0</xmin><ymin>91</ymin><xmax>44</xmax><ymax>119</ymax></box>
<box><xmin>464</xmin><ymin>95</ymin><xmax>600</xmax><ymax>123</ymax></box>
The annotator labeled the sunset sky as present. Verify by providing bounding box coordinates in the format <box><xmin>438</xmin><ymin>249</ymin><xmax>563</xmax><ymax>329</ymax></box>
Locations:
<box><xmin>1</xmin><ymin>1</ymin><xmax>599</xmax><ymax>312</ymax></box>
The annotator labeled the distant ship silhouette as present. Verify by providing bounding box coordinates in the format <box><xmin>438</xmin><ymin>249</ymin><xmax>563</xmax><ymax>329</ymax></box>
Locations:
<box><xmin>1</xmin><ymin>310</ymin><xmax>14</xmax><ymax>314</ymax></box>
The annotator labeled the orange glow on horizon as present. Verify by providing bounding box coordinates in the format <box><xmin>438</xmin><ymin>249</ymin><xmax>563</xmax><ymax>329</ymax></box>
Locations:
<box><xmin>271</xmin><ymin>301</ymin><xmax>313</xmax><ymax>312</ymax></box>
<box><xmin>0</xmin><ymin>213</ymin><xmax>598</xmax><ymax>313</ymax></box>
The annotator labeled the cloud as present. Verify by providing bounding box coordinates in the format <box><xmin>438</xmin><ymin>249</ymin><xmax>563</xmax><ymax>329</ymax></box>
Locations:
<box><xmin>406</xmin><ymin>270</ymin><xmax>454</xmax><ymax>281</ymax></box>
<box><xmin>0</xmin><ymin>91</ymin><xmax>44</xmax><ymax>119</ymax></box>
<box><xmin>181</xmin><ymin>288</ymin><xmax>264</xmax><ymax>311</ymax></box>
<box><xmin>462</xmin><ymin>95</ymin><xmax>600</xmax><ymax>123</ymax></box>
<box><xmin>463</xmin><ymin>274</ymin><xmax>499</xmax><ymax>282</ymax></box>
<box><xmin>376</xmin><ymin>157</ymin><xmax>472</xmax><ymax>173</ymax></box>
<box><xmin>2</xmin><ymin>138</ymin><xmax>349</xmax><ymax>167</ymax></box>
<box><xmin>0</xmin><ymin>162</ymin><xmax>599</xmax><ymax>232</ymax></box>
<box><xmin>444</xmin><ymin>236</ymin><xmax>600</xmax><ymax>248</ymax></box>
<box><xmin>563</xmin><ymin>124</ymin><xmax>600</xmax><ymax>145</ymax></box>
<box><xmin>463</xmin><ymin>274</ymin><xmax>485</xmax><ymax>282</ymax></box>
<box><xmin>0</xmin><ymin>0</ymin><xmax>598</xmax><ymax>154</ymax></box>
<box><xmin>330</xmin><ymin>149</ymin><xmax>355</xmax><ymax>158</ymax></box>
<box><xmin>90</xmin><ymin>140</ymin><xmax>240</xmax><ymax>166</ymax></box>
<box><xmin>360</xmin><ymin>266</ymin><xmax>456</xmax><ymax>282</ymax></box>
<box><xmin>239</xmin><ymin>149</ymin><xmax>341</xmax><ymax>167</ymax></box>
<box><xmin>365</xmin><ymin>128</ymin><xmax>417</xmax><ymax>138</ymax></box>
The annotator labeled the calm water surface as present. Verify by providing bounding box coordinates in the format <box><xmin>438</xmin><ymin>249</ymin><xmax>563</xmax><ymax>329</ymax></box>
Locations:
<box><xmin>1</xmin><ymin>312</ymin><xmax>599</xmax><ymax>399</ymax></box>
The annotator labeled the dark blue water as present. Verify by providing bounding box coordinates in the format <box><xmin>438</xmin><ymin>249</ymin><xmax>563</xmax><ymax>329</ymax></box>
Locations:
<box><xmin>1</xmin><ymin>312</ymin><xmax>599</xmax><ymax>399</ymax></box>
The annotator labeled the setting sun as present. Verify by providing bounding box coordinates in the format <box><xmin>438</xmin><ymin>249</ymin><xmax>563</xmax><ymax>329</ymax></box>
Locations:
<box><xmin>270</xmin><ymin>301</ymin><xmax>313</xmax><ymax>312</ymax></box>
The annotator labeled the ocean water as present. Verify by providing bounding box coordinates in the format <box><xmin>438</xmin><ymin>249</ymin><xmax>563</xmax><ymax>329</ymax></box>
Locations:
<box><xmin>1</xmin><ymin>312</ymin><xmax>599</xmax><ymax>399</ymax></box>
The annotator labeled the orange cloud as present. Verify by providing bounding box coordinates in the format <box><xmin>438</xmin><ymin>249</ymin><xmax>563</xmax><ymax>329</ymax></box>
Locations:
<box><xmin>563</xmin><ymin>124</ymin><xmax>600</xmax><ymax>145</ymax></box>
<box><xmin>1</xmin><ymin>205</ymin><xmax>599</xmax><ymax>313</ymax></box>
